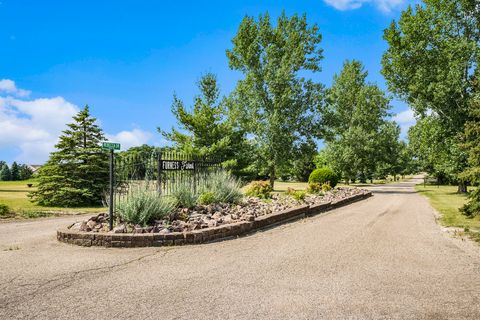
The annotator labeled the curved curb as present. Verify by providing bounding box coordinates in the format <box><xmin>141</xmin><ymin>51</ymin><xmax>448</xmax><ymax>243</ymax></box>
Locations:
<box><xmin>57</xmin><ymin>191</ymin><xmax>372</xmax><ymax>248</ymax></box>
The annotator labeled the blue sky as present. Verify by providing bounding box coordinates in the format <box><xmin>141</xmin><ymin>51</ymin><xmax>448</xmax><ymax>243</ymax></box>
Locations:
<box><xmin>0</xmin><ymin>0</ymin><xmax>416</xmax><ymax>164</ymax></box>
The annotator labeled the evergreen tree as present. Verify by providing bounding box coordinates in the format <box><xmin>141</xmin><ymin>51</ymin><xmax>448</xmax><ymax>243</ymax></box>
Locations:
<box><xmin>30</xmin><ymin>106</ymin><xmax>108</xmax><ymax>207</ymax></box>
<box><xmin>161</xmin><ymin>73</ymin><xmax>250</xmax><ymax>176</ymax></box>
<box><xmin>18</xmin><ymin>164</ymin><xmax>33</xmax><ymax>180</ymax></box>
<box><xmin>0</xmin><ymin>164</ymin><xmax>11</xmax><ymax>181</ymax></box>
<box><xmin>10</xmin><ymin>162</ymin><xmax>20</xmax><ymax>181</ymax></box>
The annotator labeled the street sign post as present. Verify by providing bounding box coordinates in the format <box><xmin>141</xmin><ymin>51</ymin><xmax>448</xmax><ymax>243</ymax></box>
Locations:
<box><xmin>102</xmin><ymin>142</ymin><xmax>121</xmax><ymax>151</ymax></box>
<box><xmin>102</xmin><ymin>142</ymin><xmax>121</xmax><ymax>230</ymax></box>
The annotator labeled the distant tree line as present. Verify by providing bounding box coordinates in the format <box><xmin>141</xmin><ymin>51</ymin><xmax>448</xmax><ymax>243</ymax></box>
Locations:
<box><xmin>0</xmin><ymin>161</ymin><xmax>33</xmax><ymax>181</ymax></box>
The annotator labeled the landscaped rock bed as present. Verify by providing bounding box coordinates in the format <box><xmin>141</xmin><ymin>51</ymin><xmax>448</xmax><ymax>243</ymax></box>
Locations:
<box><xmin>68</xmin><ymin>187</ymin><xmax>368</xmax><ymax>234</ymax></box>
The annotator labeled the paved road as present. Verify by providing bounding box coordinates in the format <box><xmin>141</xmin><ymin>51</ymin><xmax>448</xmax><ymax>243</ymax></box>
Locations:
<box><xmin>1</xmin><ymin>177</ymin><xmax>479</xmax><ymax>319</ymax></box>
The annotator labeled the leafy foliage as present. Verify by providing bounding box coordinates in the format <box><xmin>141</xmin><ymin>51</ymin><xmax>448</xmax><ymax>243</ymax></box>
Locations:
<box><xmin>308</xmin><ymin>167</ymin><xmax>338</xmax><ymax>188</ymax></box>
<box><xmin>321</xmin><ymin>183</ymin><xmax>332</xmax><ymax>192</ymax></box>
<box><xmin>29</xmin><ymin>106</ymin><xmax>109</xmax><ymax>207</ymax></box>
<box><xmin>307</xmin><ymin>183</ymin><xmax>322</xmax><ymax>194</ymax></box>
<box><xmin>322</xmin><ymin>60</ymin><xmax>401</xmax><ymax>183</ymax></box>
<box><xmin>116</xmin><ymin>187</ymin><xmax>176</xmax><ymax>226</ymax></box>
<box><xmin>161</xmin><ymin>73</ymin><xmax>250</xmax><ymax>177</ymax></box>
<box><xmin>198</xmin><ymin>191</ymin><xmax>216</xmax><ymax>205</ymax></box>
<box><xmin>382</xmin><ymin>0</ymin><xmax>479</xmax><ymax>191</ymax></box>
<box><xmin>461</xmin><ymin>95</ymin><xmax>480</xmax><ymax>216</ymax></box>
<box><xmin>0</xmin><ymin>204</ymin><xmax>12</xmax><ymax>217</ymax></box>
<box><xmin>227</xmin><ymin>11</ymin><xmax>324</xmax><ymax>187</ymax></box>
<box><xmin>288</xmin><ymin>189</ymin><xmax>307</xmax><ymax>201</ymax></box>
<box><xmin>245</xmin><ymin>181</ymin><xmax>273</xmax><ymax>199</ymax></box>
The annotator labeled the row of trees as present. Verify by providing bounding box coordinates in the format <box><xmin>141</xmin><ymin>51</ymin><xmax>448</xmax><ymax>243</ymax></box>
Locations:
<box><xmin>161</xmin><ymin>12</ymin><xmax>411</xmax><ymax>187</ymax></box>
<box><xmin>0</xmin><ymin>161</ymin><xmax>33</xmax><ymax>181</ymax></box>
<box><xmin>32</xmin><ymin>11</ymin><xmax>414</xmax><ymax>207</ymax></box>
<box><xmin>381</xmin><ymin>0</ymin><xmax>480</xmax><ymax>215</ymax></box>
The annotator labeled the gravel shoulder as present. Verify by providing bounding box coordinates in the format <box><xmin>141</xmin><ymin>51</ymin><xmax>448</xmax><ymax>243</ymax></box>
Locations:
<box><xmin>1</xmin><ymin>177</ymin><xmax>479</xmax><ymax>319</ymax></box>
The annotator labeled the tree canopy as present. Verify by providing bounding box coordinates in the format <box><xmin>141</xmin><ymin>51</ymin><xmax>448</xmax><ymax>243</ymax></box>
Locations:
<box><xmin>226</xmin><ymin>11</ymin><xmax>324</xmax><ymax>187</ymax></box>
<box><xmin>161</xmin><ymin>73</ymin><xmax>250</xmax><ymax>176</ymax></box>
<box><xmin>382</xmin><ymin>0</ymin><xmax>479</xmax><ymax>191</ymax></box>
<box><xmin>322</xmin><ymin>60</ymin><xmax>400</xmax><ymax>183</ymax></box>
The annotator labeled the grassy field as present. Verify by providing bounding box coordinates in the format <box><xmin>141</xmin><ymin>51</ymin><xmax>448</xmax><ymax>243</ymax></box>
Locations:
<box><xmin>0</xmin><ymin>180</ymin><xmax>105</xmax><ymax>219</ymax></box>
<box><xmin>415</xmin><ymin>184</ymin><xmax>480</xmax><ymax>242</ymax></box>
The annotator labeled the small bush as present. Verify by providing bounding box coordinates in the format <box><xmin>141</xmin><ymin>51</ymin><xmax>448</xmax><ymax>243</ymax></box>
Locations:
<box><xmin>307</xmin><ymin>183</ymin><xmax>322</xmax><ymax>194</ymax></box>
<box><xmin>285</xmin><ymin>187</ymin><xmax>306</xmax><ymax>201</ymax></box>
<box><xmin>116</xmin><ymin>187</ymin><xmax>176</xmax><ymax>226</ymax></box>
<box><xmin>308</xmin><ymin>167</ymin><xmax>338</xmax><ymax>188</ymax></box>
<box><xmin>172</xmin><ymin>184</ymin><xmax>197</xmax><ymax>208</ymax></box>
<box><xmin>198</xmin><ymin>191</ymin><xmax>216</xmax><ymax>205</ymax></box>
<box><xmin>245</xmin><ymin>181</ymin><xmax>272</xmax><ymax>199</ymax></box>
<box><xmin>198</xmin><ymin>171</ymin><xmax>243</xmax><ymax>204</ymax></box>
<box><xmin>292</xmin><ymin>190</ymin><xmax>307</xmax><ymax>201</ymax></box>
<box><xmin>321</xmin><ymin>183</ymin><xmax>332</xmax><ymax>192</ymax></box>
<box><xmin>0</xmin><ymin>204</ymin><xmax>12</xmax><ymax>217</ymax></box>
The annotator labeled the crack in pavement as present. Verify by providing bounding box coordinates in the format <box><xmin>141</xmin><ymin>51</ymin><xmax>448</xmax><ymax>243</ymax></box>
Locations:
<box><xmin>0</xmin><ymin>248</ymin><xmax>173</xmax><ymax>312</ymax></box>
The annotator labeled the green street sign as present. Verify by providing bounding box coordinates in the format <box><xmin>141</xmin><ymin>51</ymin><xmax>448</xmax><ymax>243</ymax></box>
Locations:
<box><xmin>102</xmin><ymin>142</ymin><xmax>121</xmax><ymax>151</ymax></box>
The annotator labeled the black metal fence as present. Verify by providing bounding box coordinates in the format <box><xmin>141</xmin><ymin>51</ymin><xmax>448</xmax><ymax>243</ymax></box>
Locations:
<box><xmin>113</xmin><ymin>151</ymin><xmax>222</xmax><ymax>208</ymax></box>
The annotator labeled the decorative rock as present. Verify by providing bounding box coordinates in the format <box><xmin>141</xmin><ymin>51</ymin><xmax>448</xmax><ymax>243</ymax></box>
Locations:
<box><xmin>79</xmin><ymin>221</ymin><xmax>88</xmax><ymax>232</ymax></box>
<box><xmin>87</xmin><ymin>220</ymin><xmax>97</xmax><ymax>229</ymax></box>
<box><xmin>112</xmin><ymin>224</ymin><xmax>126</xmax><ymax>233</ymax></box>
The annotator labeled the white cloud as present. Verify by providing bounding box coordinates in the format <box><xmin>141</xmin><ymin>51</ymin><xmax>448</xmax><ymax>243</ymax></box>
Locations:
<box><xmin>324</xmin><ymin>0</ymin><xmax>405</xmax><ymax>12</ymax></box>
<box><xmin>393</xmin><ymin>108</ymin><xmax>416</xmax><ymax>138</ymax></box>
<box><xmin>0</xmin><ymin>79</ymin><xmax>153</xmax><ymax>163</ymax></box>
<box><xmin>106</xmin><ymin>129</ymin><xmax>152</xmax><ymax>151</ymax></box>
<box><xmin>0</xmin><ymin>79</ymin><xmax>31</xmax><ymax>97</ymax></box>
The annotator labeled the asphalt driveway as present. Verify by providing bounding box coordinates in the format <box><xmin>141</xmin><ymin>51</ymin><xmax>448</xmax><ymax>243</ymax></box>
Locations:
<box><xmin>1</xmin><ymin>177</ymin><xmax>479</xmax><ymax>319</ymax></box>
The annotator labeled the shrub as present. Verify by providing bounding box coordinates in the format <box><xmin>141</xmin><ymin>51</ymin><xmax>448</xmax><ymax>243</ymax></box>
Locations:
<box><xmin>172</xmin><ymin>183</ymin><xmax>197</xmax><ymax>208</ymax></box>
<box><xmin>198</xmin><ymin>191</ymin><xmax>216</xmax><ymax>205</ymax></box>
<box><xmin>245</xmin><ymin>181</ymin><xmax>272</xmax><ymax>199</ymax></box>
<box><xmin>292</xmin><ymin>190</ymin><xmax>306</xmax><ymax>201</ymax></box>
<box><xmin>116</xmin><ymin>187</ymin><xmax>176</xmax><ymax>226</ymax></box>
<box><xmin>307</xmin><ymin>183</ymin><xmax>322</xmax><ymax>194</ymax></box>
<box><xmin>308</xmin><ymin>167</ymin><xmax>338</xmax><ymax>188</ymax></box>
<box><xmin>0</xmin><ymin>204</ymin><xmax>12</xmax><ymax>217</ymax></box>
<box><xmin>199</xmin><ymin>171</ymin><xmax>243</xmax><ymax>204</ymax></box>
<box><xmin>321</xmin><ymin>183</ymin><xmax>332</xmax><ymax>192</ymax></box>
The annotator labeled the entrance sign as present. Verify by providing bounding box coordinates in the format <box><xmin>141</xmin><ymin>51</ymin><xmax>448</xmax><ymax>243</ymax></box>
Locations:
<box><xmin>102</xmin><ymin>142</ymin><xmax>121</xmax><ymax>151</ymax></box>
<box><xmin>161</xmin><ymin>160</ymin><xmax>195</xmax><ymax>171</ymax></box>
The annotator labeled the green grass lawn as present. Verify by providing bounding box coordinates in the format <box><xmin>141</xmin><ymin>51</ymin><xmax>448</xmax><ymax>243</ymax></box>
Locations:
<box><xmin>415</xmin><ymin>184</ymin><xmax>480</xmax><ymax>242</ymax></box>
<box><xmin>0</xmin><ymin>179</ymin><xmax>105</xmax><ymax>219</ymax></box>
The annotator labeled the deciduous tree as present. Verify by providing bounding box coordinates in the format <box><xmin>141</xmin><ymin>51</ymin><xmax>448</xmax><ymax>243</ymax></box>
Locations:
<box><xmin>382</xmin><ymin>0</ymin><xmax>479</xmax><ymax>192</ymax></box>
<box><xmin>226</xmin><ymin>12</ymin><xmax>324</xmax><ymax>187</ymax></box>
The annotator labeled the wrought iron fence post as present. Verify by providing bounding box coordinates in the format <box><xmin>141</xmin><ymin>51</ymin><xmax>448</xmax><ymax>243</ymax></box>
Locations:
<box><xmin>157</xmin><ymin>152</ymin><xmax>162</xmax><ymax>195</ymax></box>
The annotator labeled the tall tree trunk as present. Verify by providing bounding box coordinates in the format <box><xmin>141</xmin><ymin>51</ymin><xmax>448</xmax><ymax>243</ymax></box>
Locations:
<box><xmin>457</xmin><ymin>181</ymin><xmax>467</xmax><ymax>194</ymax></box>
<box><xmin>269</xmin><ymin>164</ymin><xmax>275</xmax><ymax>189</ymax></box>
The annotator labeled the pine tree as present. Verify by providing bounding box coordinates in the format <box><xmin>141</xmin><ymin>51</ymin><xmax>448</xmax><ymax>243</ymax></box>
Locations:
<box><xmin>10</xmin><ymin>162</ymin><xmax>20</xmax><ymax>181</ymax></box>
<box><xmin>18</xmin><ymin>164</ymin><xmax>33</xmax><ymax>180</ymax></box>
<box><xmin>0</xmin><ymin>165</ymin><xmax>11</xmax><ymax>181</ymax></box>
<box><xmin>30</xmin><ymin>106</ymin><xmax>109</xmax><ymax>207</ymax></box>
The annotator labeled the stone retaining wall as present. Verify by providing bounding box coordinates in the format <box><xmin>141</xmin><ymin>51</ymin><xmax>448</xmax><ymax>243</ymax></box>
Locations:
<box><xmin>57</xmin><ymin>191</ymin><xmax>372</xmax><ymax>248</ymax></box>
